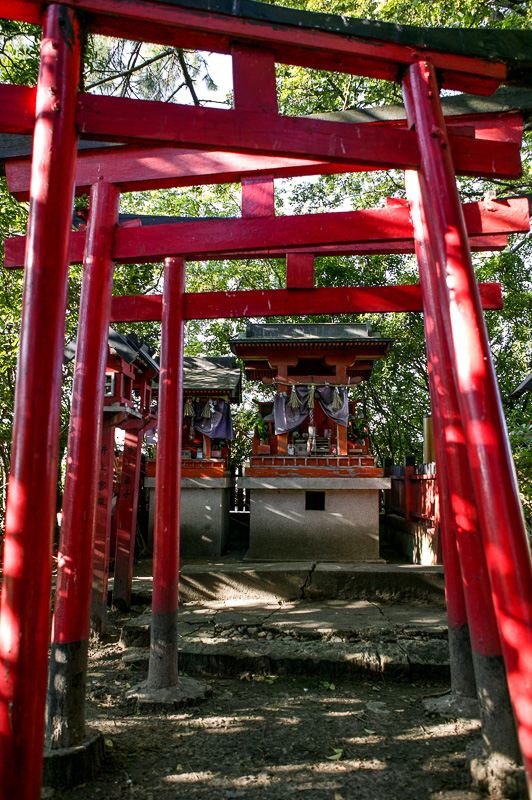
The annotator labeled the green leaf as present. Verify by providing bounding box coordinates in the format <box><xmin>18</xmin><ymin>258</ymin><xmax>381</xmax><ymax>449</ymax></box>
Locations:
<box><xmin>326</xmin><ymin>748</ymin><xmax>344</xmax><ymax>761</ymax></box>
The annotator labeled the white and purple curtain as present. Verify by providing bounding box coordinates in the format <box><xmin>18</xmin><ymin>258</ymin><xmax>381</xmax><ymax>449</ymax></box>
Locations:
<box><xmin>273</xmin><ymin>386</ymin><xmax>348</xmax><ymax>435</ymax></box>
<box><xmin>193</xmin><ymin>399</ymin><xmax>234</xmax><ymax>440</ymax></box>
<box><xmin>146</xmin><ymin>399</ymin><xmax>234</xmax><ymax>444</ymax></box>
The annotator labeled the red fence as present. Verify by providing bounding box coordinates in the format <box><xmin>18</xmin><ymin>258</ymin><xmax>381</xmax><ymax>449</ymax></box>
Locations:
<box><xmin>383</xmin><ymin>459</ymin><xmax>441</xmax><ymax>565</ymax></box>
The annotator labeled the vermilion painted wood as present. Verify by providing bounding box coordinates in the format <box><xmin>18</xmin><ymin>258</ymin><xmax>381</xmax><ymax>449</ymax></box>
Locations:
<box><xmin>91</xmin><ymin>423</ymin><xmax>115</xmax><ymax>637</ymax></box>
<box><xmin>457</xmin><ymin>112</ymin><xmax>523</xmax><ymax>145</ymax></box>
<box><xmin>0</xmin><ymin>8</ymin><xmax>81</xmax><ymax>799</ymax></box>
<box><xmin>112</xmin><ymin>428</ymin><xmax>143</xmax><ymax>610</ymax></box>
<box><xmin>3</xmin><ymin>144</ymin><xmax>372</xmax><ymax>199</ymax></box>
<box><xmin>0</xmin><ymin>83</ymin><xmax>36</xmax><ymax>134</ymax></box>
<box><xmin>5</xmin><ymin>114</ymin><xmax>522</xmax><ymax>200</ymax></box>
<box><xmin>232</xmin><ymin>44</ymin><xmax>278</xmax><ymax>113</ymax></box>
<box><xmin>46</xmin><ymin>179</ymin><xmax>120</xmax><ymax>751</ymax></box>
<box><xmin>75</xmin><ymin>94</ymin><xmax>420</xmax><ymax>168</ymax></box>
<box><xmin>3</xmin><ymin>229</ymin><xmax>511</xmax><ymax>270</ymax></box>
<box><xmin>242</xmin><ymin>176</ymin><xmax>275</xmax><ymax>218</ymax></box>
<box><xmin>109</xmin><ymin>282</ymin><xmax>503</xmax><ymax>323</ymax></box>
<box><xmin>286</xmin><ymin>253</ymin><xmax>315</xmax><ymax>289</ymax></box>
<box><xmin>404</xmin><ymin>60</ymin><xmax>532</xmax><ymax>783</ymax></box>
<box><xmin>1</xmin><ymin>199</ymin><xmax>515</xmax><ymax>268</ymax></box>
<box><xmin>74</xmin><ymin>94</ymin><xmax>522</xmax><ymax>179</ymax></box>
<box><xmin>0</xmin><ymin>0</ymin><xmax>506</xmax><ymax>94</ymax></box>
<box><xmin>408</xmin><ymin>171</ymin><xmax>500</xmax><ymax>647</ymax></box>
<box><xmin>89</xmin><ymin>197</ymin><xmax>532</xmax><ymax>263</ymax></box>
<box><xmin>51</xmin><ymin>180</ymin><xmax>119</xmax><ymax>646</ymax></box>
<box><xmin>147</xmin><ymin>257</ymin><xmax>186</xmax><ymax>691</ymax></box>
<box><xmin>406</xmin><ymin>167</ymin><xmax>520</xmax><ymax>753</ymax></box>
<box><xmin>207</xmin><ymin>235</ymin><xmax>509</xmax><ymax>260</ymax></box>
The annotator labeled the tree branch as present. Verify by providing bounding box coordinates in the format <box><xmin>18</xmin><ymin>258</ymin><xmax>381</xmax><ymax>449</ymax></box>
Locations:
<box><xmin>86</xmin><ymin>47</ymin><xmax>175</xmax><ymax>90</ymax></box>
<box><xmin>177</xmin><ymin>50</ymin><xmax>201</xmax><ymax>106</ymax></box>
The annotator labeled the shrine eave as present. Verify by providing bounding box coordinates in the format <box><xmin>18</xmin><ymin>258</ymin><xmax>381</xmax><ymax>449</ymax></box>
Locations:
<box><xmin>230</xmin><ymin>322</ymin><xmax>393</xmax><ymax>353</ymax></box>
<box><xmin>231</xmin><ymin>340</ymin><xmax>393</xmax><ymax>354</ymax></box>
<box><xmin>181</xmin><ymin>356</ymin><xmax>242</xmax><ymax>402</ymax></box>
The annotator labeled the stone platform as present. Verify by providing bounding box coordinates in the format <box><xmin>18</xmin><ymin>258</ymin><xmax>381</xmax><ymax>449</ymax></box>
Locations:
<box><xmin>117</xmin><ymin>557</ymin><xmax>445</xmax><ymax>605</ymax></box>
<box><xmin>119</xmin><ymin>596</ymin><xmax>450</xmax><ymax>682</ymax></box>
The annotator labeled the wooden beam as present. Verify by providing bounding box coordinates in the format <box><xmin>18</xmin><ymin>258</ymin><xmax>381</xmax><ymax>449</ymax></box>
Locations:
<box><xmin>4</xmin><ymin>199</ymin><xmax>527</xmax><ymax>269</ymax></box>
<box><xmin>286</xmin><ymin>253</ymin><xmax>314</xmax><ymax>289</ymax></box>
<box><xmin>109</xmin><ymin>282</ymin><xmax>503</xmax><ymax>323</ymax></box>
<box><xmin>4</xmin><ymin>112</ymin><xmax>524</xmax><ymax>200</ymax></box>
<box><xmin>242</xmin><ymin>176</ymin><xmax>275</xmax><ymax>218</ymax></box>
<box><xmin>74</xmin><ymin>95</ymin><xmax>522</xmax><ymax>179</ymax></box>
<box><xmin>0</xmin><ymin>86</ymin><xmax>522</xmax><ymax>179</ymax></box>
<box><xmin>1</xmin><ymin>0</ymin><xmax>520</xmax><ymax>93</ymax></box>
<box><xmin>75</xmin><ymin>93</ymin><xmax>423</xmax><ymax>167</ymax></box>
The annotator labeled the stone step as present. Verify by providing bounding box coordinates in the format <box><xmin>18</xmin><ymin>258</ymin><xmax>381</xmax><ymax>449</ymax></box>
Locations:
<box><xmin>125</xmin><ymin>562</ymin><xmax>445</xmax><ymax>605</ymax></box>
<box><xmin>122</xmin><ymin>638</ymin><xmax>450</xmax><ymax>682</ymax></box>
<box><xmin>119</xmin><ymin>600</ymin><xmax>449</xmax><ymax>681</ymax></box>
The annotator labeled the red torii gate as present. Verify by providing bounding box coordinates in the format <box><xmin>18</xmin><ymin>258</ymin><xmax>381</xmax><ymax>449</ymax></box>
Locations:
<box><xmin>1</xmin><ymin>1</ymin><xmax>532</xmax><ymax>798</ymax></box>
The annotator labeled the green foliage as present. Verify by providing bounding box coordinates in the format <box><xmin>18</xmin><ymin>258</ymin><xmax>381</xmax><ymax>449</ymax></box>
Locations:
<box><xmin>507</xmin><ymin>406</ymin><xmax>532</xmax><ymax>530</ymax></box>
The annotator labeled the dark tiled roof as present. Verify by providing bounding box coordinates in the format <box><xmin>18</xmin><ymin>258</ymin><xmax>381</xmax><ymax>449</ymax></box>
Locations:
<box><xmin>64</xmin><ymin>327</ymin><xmax>159</xmax><ymax>373</ymax></box>
<box><xmin>232</xmin><ymin>322</ymin><xmax>391</xmax><ymax>345</ymax></box>
<box><xmin>183</xmin><ymin>356</ymin><xmax>241</xmax><ymax>400</ymax></box>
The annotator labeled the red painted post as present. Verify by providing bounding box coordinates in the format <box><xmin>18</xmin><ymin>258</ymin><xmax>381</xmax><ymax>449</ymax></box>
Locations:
<box><xmin>406</xmin><ymin>171</ymin><xmax>511</xmax><ymax>714</ymax></box>
<box><xmin>407</xmin><ymin>165</ymin><xmax>521</xmax><ymax>778</ymax></box>
<box><xmin>0</xmin><ymin>7</ymin><xmax>81</xmax><ymax>798</ymax></box>
<box><xmin>113</xmin><ymin>427</ymin><xmax>143</xmax><ymax>610</ymax></box>
<box><xmin>46</xmin><ymin>179</ymin><xmax>119</xmax><ymax>750</ymax></box>
<box><xmin>436</xmin><ymin>472</ymin><xmax>476</xmax><ymax>698</ymax></box>
<box><xmin>91</xmin><ymin>422</ymin><xmax>116</xmax><ymax>636</ymax></box>
<box><xmin>147</xmin><ymin>257</ymin><xmax>186</xmax><ymax>690</ymax></box>
<box><xmin>286</xmin><ymin>253</ymin><xmax>315</xmax><ymax>289</ymax></box>
<box><xmin>403</xmin><ymin>63</ymin><xmax>532</xmax><ymax>782</ymax></box>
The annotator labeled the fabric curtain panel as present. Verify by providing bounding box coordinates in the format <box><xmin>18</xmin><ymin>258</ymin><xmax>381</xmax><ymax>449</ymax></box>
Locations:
<box><xmin>273</xmin><ymin>386</ymin><xmax>348</xmax><ymax>435</ymax></box>
<box><xmin>194</xmin><ymin>399</ymin><xmax>234</xmax><ymax>439</ymax></box>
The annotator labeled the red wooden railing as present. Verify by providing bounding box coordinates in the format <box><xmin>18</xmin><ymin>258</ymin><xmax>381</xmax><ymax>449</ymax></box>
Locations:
<box><xmin>383</xmin><ymin>459</ymin><xmax>441</xmax><ymax>564</ymax></box>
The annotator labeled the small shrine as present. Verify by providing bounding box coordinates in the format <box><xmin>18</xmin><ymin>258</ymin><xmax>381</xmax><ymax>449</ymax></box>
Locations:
<box><xmin>230</xmin><ymin>323</ymin><xmax>392</xmax><ymax>561</ymax></box>
<box><xmin>146</xmin><ymin>356</ymin><xmax>241</xmax><ymax>558</ymax></box>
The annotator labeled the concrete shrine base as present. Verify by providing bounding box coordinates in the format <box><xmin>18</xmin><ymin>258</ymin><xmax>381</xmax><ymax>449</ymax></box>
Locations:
<box><xmin>241</xmin><ymin>477</ymin><xmax>391</xmax><ymax>562</ymax></box>
<box><xmin>146</xmin><ymin>476</ymin><xmax>233</xmax><ymax>558</ymax></box>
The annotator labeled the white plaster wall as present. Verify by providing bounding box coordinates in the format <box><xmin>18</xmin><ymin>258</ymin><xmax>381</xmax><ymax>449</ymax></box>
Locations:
<box><xmin>248</xmin><ymin>488</ymin><xmax>380</xmax><ymax>562</ymax></box>
<box><xmin>180</xmin><ymin>487</ymin><xmax>231</xmax><ymax>558</ymax></box>
<box><xmin>146</xmin><ymin>482</ymin><xmax>231</xmax><ymax>558</ymax></box>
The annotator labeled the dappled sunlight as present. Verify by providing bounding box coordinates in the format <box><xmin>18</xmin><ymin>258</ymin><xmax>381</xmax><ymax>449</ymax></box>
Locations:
<box><xmin>263</xmin><ymin>504</ymin><xmax>304</xmax><ymax>522</ymax></box>
<box><xmin>77</xmin><ymin>652</ymin><xmax>485</xmax><ymax>800</ymax></box>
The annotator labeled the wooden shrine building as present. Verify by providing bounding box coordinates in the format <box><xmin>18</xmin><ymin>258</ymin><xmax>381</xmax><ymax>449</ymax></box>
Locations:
<box><xmin>146</xmin><ymin>356</ymin><xmax>242</xmax><ymax>558</ymax></box>
<box><xmin>231</xmin><ymin>323</ymin><xmax>392</xmax><ymax>561</ymax></box>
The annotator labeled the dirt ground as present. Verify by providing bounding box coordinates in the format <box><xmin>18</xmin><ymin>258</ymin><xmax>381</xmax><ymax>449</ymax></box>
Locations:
<box><xmin>42</xmin><ymin>606</ymin><xmax>486</xmax><ymax>800</ymax></box>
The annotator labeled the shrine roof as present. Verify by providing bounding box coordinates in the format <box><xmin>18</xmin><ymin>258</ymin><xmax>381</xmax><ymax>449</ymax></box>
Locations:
<box><xmin>183</xmin><ymin>356</ymin><xmax>242</xmax><ymax>401</ymax></box>
<box><xmin>230</xmin><ymin>322</ymin><xmax>392</xmax><ymax>348</ymax></box>
<box><xmin>64</xmin><ymin>327</ymin><xmax>159</xmax><ymax>374</ymax></box>
<box><xmin>510</xmin><ymin>372</ymin><xmax>532</xmax><ymax>398</ymax></box>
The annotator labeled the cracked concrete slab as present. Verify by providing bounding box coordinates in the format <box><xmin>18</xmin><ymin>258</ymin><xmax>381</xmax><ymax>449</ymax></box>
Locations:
<box><xmin>122</xmin><ymin>636</ymin><xmax>446</xmax><ymax>681</ymax></box>
<box><xmin>308</xmin><ymin>563</ymin><xmax>445</xmax><ymax>603</ymax></box>
<box><xmin>120</xmin><ymin>601</ymin><xmax>450</xmax><ymax>650</ymax></box>
<box><xmin>180</xmin><ymin>562</ymin><xmax>315</xmax><ymax>602</ymax></box>
<box><xmin>117</xmin><ymin>559</ymin><xmax>446</xmax><ymax>604</ymax></box>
